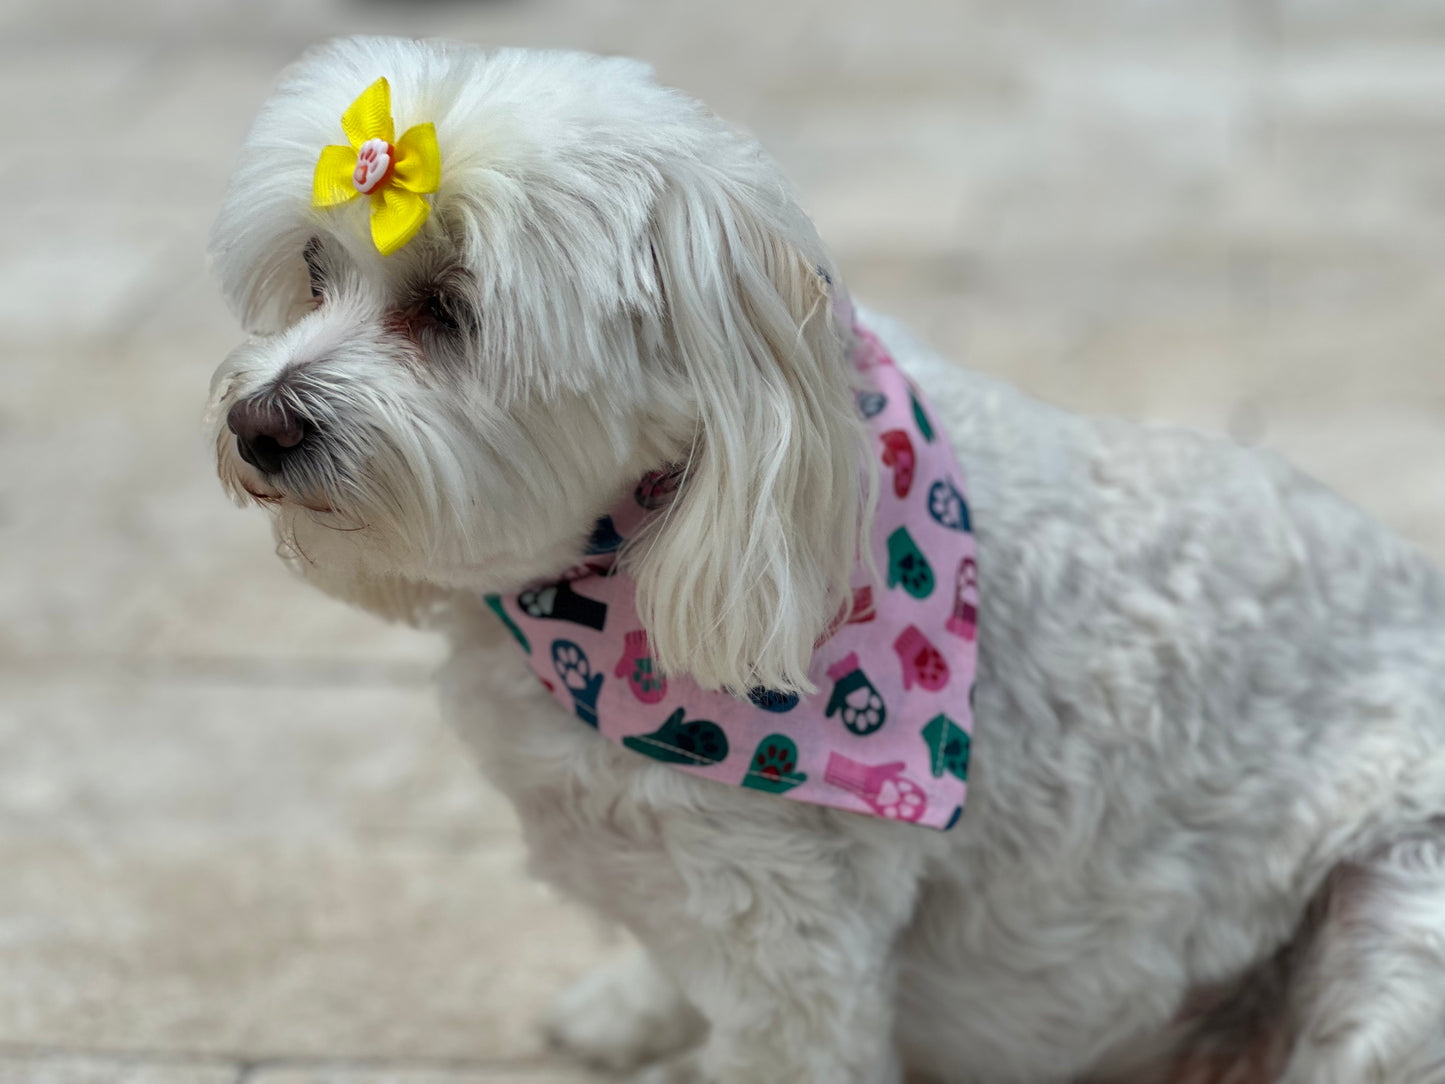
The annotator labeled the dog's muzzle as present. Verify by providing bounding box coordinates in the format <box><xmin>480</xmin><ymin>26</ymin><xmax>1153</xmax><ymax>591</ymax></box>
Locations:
<box><xmin>227</xmin><ymin>395</ymin><xmax>308</xmax><ymax>475</ymax></box>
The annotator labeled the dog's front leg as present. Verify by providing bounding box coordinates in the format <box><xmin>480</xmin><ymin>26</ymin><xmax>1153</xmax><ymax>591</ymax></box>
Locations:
<box><xmin>622</xmin><ymin>813</ymin><xmax>925</xmax><ymax>1084</ymax></box>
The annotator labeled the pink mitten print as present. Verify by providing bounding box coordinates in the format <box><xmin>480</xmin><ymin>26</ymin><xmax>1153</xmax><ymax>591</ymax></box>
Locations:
<box><xmin>880</xmin><ymin>429</ymin><xmax>916</xmax><ymax>498</ymax></box>
<box><xmin>946</xmin><ymin>557</ymin><xmax>979</xmax><ymax>641</ymax></box>
<box><xmin>614</xmin><ymin>629</ymin><xmax>667</xmax><ymax>704</ymax></box>
<box><xmin>894</xmin><ymin>625</ymin><xmax>950</xmax><ymax>692</ymax></box>
<box><xmin>824</xmin><ymin>754</ymin><xmax>927</xmax><ymax>822</ymax></box>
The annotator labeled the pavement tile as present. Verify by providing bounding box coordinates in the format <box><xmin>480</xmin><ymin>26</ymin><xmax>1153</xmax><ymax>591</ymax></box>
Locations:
<box><xmin>0</xmin><ymin>1055</ymin><xmax>237</xmax><ymax>1084</ymax></box>
<box><xmin>248</xmin><ymin>1065</ymin><xmax>597</xmax><ymax>1084</ymax></box>
<box><xmin>0</xmin><ymin>678</ymin><xmax>509</xmax><ymax>849</ymax></box>
<box><xmin>0</xmin><ymin>837</ymin><xmax>613</xmax><ymax>1061</ymax></box>
<box><xmin>0</xmin><ymin>338</ymin><xmax>444</xmax><ymax>670</ymax></box>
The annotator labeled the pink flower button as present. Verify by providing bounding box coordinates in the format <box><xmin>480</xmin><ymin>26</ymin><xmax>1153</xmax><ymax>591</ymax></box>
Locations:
<box><xmin>353</xmin><ymin>137</ymin><xmax>395</xmax><ymax>195</ymax></box>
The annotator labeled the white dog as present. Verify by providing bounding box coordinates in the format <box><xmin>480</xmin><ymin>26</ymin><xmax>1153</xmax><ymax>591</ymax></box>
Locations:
<box><xmin>206</xmin><ymin>35</ymin><xmax>1445</xmax><ymax>1083</ymax></box>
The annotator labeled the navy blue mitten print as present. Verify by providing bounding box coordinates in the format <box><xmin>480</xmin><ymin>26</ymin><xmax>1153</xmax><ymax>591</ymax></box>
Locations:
<box><xmin>552</xmin><ymin>640</ymin><xmax>603</xmax><ymax>726</ymax></box>
<box><xmin>856</xmin><ymin>390</ymin><xmax>887</xmax><ymax>418</ymax></box>
<box><xmin>585</xmin><ymin>515</ymin><xmax>623</xmax><ymax>555</ymax></box>
<box><xmin>927</xmin><ymin>478</ymin><xmax>971</xmax><ymax>532</ymax></box>
<box><xmin>748</xmin><ymin>687</ymin><xmax>801</xmax><ymax>713</ymax></box>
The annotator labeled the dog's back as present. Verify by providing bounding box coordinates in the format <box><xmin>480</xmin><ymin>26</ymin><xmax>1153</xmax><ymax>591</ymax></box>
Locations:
<box><xmin>881</xmin><ymin>315</ymin><xmax>1445</xmax><ymax>1082</ymax></box>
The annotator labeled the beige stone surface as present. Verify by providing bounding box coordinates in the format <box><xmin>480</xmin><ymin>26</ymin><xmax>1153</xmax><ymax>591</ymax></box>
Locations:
<box><xmin>4</xmin><ymin>0</ymin><xmax>1445</xmax><ymax>1078</ymax></box>
<box><xmin>248</xmin><ymin>1067</ymin><xmax>597</xmax><ymax>1084</ymax></box>
<box><xmin>0</xmin><ymin>1056</ymin><xmax>237</xmax><ymax>1084</ymax></box>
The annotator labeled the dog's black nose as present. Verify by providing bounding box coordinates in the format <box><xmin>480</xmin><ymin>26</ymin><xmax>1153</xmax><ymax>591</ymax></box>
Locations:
<box><xmin>227</xmin><ymin>396</ymin><xmax>307</xmax><ymax>475</ymax></box>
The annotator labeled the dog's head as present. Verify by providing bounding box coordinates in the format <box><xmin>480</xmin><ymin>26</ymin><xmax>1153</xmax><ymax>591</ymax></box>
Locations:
<box><xmin>207</xmin><ymin>36</ymin><xmax>868</xmax><ymax>694</ymax></box>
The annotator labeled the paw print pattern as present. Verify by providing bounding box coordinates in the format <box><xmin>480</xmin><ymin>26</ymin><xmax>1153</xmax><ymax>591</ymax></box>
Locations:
<box><xmin>823</xmin><ymin>754</ymin><xmax>927</xmax><ymax>822</ymax></box>
<box><xmin>886</xmin><ymin>527</ymin><xmax>935</xmax><ymax>599</ymax></box>
<box><xmin>551</xmin><ymin>640</ymin><xmax>603</xmax><ymax>727</ymax></box>
<box><xmin>921</xmin><ymin>714</ymin><xmax>971</xmax><ymax>782</ymax></box>
<box><xmin>634</xmin><ymin>468</ymin><xmax>682</xmax><ymax>510</ymax></box>
<box><xmin>748</xmin><ymin>687</ymin><xmax>800</xmax><ymax>713</ymax></box>
<box><xmin>743</xmin><ymin>734</ymin><xmax>807</xmax><ymax>794</ymax></box>
<box><xmin>856</xmin><ymin>390</ymin><xmax>887</xmax><ymax>419</ymax></box>
<box><xmin>623</xmin><ymin>708</ymin><xmax>730</xmax><ymax>766</ymax></box>
<box><xmin>894</xmin><ymin>625</ymin><xmax>950</xmax><ymax>692</ymax></box>
<box><xmin>824</xmin><ymin>652</ymin><xmax>887</xmax><ymax>736</ymax></box>
<box><xmin>927</xmin><ymin>478</ymin><xmax>971</xmax><ymax>533</ymax></box>
<box><xmin>518</xmin><ymin>579</ymin><xmax>608</xmax><ymax>630</ymax></box>
<box><xmin>614</xmin><ymin>629</ymin><xmax>667</xmax><ymax>704</ymax></box>
<box><xmin>483</xmin><ymin>594</ymin><xmax>530</xmax><ymax>654</ymax></box>
<box><xmin>880</xmin><ymin>429</ymin><xmax>915</xmax><ymax>498</ymax></box>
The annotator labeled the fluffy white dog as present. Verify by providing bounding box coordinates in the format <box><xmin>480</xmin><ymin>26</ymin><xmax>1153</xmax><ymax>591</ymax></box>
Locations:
<box><xmin>206</xmin><ymin>35</ymin><xmax>1445</xmax><ymax>1083</ymax></box>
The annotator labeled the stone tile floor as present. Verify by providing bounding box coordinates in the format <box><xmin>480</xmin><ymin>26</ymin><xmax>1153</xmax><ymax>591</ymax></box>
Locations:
<box><xmin>3</xmin><ymin>0</ymin><xmax>1445</xmax><ymax>1079</ymax></box>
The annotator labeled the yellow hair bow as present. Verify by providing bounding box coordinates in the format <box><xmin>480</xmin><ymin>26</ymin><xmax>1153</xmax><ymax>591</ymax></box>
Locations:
<box><xmin>312</xmin><ymin>77</ymin><xmax>442</xmax><ymax>256</ymax></box>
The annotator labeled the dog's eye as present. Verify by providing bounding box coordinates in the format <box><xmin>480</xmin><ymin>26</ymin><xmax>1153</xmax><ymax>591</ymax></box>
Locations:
<box><xmin>423</xmin><ymin>293</ymin><xmax>461</xmax><ymax>332</ymax></box>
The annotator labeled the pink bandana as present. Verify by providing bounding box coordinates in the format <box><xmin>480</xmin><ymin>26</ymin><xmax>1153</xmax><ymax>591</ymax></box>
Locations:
<box><xmin>485</xmin><ymin>325</ymin><xmax>978</xmax><ymax>829</ymax></box>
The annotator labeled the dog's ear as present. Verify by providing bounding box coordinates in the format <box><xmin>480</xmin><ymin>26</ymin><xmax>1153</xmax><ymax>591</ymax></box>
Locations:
<box><xmin>627</xmin><ymin>173</ymin><xmax>868</xmax><ymax>696</ymax></box>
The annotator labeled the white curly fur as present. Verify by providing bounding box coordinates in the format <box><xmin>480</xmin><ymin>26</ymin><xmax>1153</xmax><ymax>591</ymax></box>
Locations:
<box><xmin>207</xmin><ymin>36</ymin><xmax>1445</xmax><ymax>1083</ymax></box>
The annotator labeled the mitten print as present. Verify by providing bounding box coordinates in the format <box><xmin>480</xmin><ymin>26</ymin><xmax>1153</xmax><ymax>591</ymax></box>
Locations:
<box><xmin>614</xmin><ymin>629</ymin><xmax>667</xmax><ymax>704</ymax></box>
<box><xmin>921</xmin><ymin>714</ymin><xmax>971</xmax><ymax>781</ymax></box>
<box><xmin>518</xmin><ymin>578</ymin><xmax>608</xmax><ymax>630</ymax></box>
<box><xmin>824</xmin><ymin>651</ymin><xmax>887</xmax><ymax>735</ymax></box>
<box><xmin>887</xmin><ymin>526</ymin><xmax>935</xmax><ymax>599</ymax></box>
<box><xmin>743</xmin><ymin>734</ymin><xmax>807</xmax><ymax>794</ymax></box>
<box><xmin>894</xmin><ymin>625</ymin><xmax>949</xmax><ymax>692</ymax></box>
<box><xmin>856</xmin><ymin>390</ymin><xmax>887</xmax><ymax>419</ymax></box>
<box><xmin>551</xmin><ymin>640</ymin><xmax>603</xmax><ymax>727</ymax></box>
<box><xmin>585</xmin><ymin>515</ymin><xmax>623</xmax><ymax>555</ymax></box>
<box><xmin>880</xmin><ymin>428</ymin><xmax>915</xmax><ymax>498</ymax></box>
<box><xmin>483</xmin><ymin>594</ymin><xmax>530</xmax><ymax>654</ymax></box>
<box><xmin>748</xmin><ymin>687</ymin><xmax>800</xmax><ymax>713</ymax></box>
<box><xmin>847</xmin><ymin>585</ymin><xmax>876</xmax><ymax>624</ymax></box>
<box><xmin>823</xmin><ymin>754</ymin><xmax>926</xmax><ymax>822</ymax></box>
<box><xmin>623</xmin><ymin>708</ymin><xmax>730</xmax><ymax>766</ymax></box>
<box><xmin>908</xmin><ymin>384</ymin><xmax>934</xmax><ymax>442</ymax></box>
<box><xmin>946</xmin><ymin>557</ymin><xmax>979</xmax><ymax>641</ymax></box>
<box><xmin>927</xmin><ymin>478</ymin><xmax>971</xmax><ymax>532</ymax></box>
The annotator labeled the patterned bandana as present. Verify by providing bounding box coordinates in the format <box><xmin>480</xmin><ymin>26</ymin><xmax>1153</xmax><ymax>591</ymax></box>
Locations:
<box><xmin>485</xmin><ymin>324</ymin><xmax>978</xmax><ymax>829</ymax></box>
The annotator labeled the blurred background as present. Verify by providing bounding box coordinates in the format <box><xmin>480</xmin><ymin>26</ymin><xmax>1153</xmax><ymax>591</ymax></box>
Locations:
<box><xmin>3</xmin><ymin>0</ymin><xmax>1445</xmax><ymax>1081</ymax></box>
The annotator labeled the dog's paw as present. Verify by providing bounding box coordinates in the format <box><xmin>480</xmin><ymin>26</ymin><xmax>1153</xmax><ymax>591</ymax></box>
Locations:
<box><xmin>545</xmin><ymin>951</ymin><xmax>706</xmax><ymax>1073</ymax></box>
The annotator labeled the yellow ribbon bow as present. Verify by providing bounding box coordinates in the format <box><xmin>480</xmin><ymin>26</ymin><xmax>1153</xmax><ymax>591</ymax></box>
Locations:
<box><xmin>312</xmin><ymin>77</ymin><xmax>442</xmax><ymax>256</ymax></box>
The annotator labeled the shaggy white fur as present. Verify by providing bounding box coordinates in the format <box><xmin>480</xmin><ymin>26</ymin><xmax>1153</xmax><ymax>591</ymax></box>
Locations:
<box><xmin>207</xmin><ymin>36</ymin><xmax>1445</xmax><ymax>1083</ymax></box>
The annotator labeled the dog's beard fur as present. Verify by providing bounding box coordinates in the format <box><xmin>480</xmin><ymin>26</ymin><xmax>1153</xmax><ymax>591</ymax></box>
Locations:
<box><xmin>206</xmin><ymin>36</ymin><xmax>873</xmax><ymax>694</ymax></box>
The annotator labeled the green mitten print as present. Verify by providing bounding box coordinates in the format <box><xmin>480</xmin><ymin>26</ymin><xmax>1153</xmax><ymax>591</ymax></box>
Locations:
<box><xmin>887</xmin><ymin>526</ymin><xmax>935</xmax><ymax>599</ymax></box>
<box><xmin>921</xmin><ymin>714</ymin><xmax>971</xmax><ymax>781</ymax></box>
<box><xmin>483</xmin><ymin>594</ymin><xmax>530</xmax><ymax>654</ymax></box>
<box><xmin>623</xmin><ymin>708</ymin><xmax>730</xmax><ymax>766</ymax></box>
<box><xmin>742</xmin><ymin>734</ymin><xmax>807</xmax><ymax>794</ymax></box>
